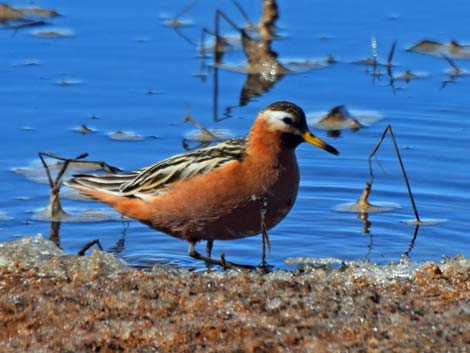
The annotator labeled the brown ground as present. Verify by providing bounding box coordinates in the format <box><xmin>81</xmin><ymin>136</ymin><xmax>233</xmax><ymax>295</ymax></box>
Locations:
<box><xmin>1</xmin><ymin>237</ymin><xmax>470</xmax><ymax>353</ymax></box>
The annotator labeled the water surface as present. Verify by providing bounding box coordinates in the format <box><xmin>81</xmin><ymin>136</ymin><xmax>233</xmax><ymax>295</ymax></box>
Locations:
<box><xmin>1</xmin><ymin>0</ymin><xmax>469</xmax><ymax>269</ymax></box>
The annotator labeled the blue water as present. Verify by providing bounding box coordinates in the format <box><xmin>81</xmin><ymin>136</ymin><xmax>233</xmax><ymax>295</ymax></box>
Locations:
<box><xmin>1</xmin><ymin>0</ymin><xmax>469</xmax><ymax>269</ymax></box>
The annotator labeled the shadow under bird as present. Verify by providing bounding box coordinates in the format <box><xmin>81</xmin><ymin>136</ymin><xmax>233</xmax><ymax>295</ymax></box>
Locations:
<box><xmin>66</xmin><ymin>101</ymin><xmax>339</xmax><ymax>266</ymax></box>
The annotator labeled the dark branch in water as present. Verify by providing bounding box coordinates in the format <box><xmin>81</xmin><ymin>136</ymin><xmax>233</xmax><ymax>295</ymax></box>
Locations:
<box><xmin>215</xmin><ymin>9</ymin><xmax>242</xmax><ymax>33</ymax></box>
<box><xmin>38</xmin><ymin>152</ymin><xmax>121</xmax><ymax>219</ymax></box>
<box><xmin>231</xmin><ymin>0</ymin><xmax>254</xmax><ymax>30</ymax></box>
<box><xmin>78</xmin><ymin>239</ymin><xmax>104</xmax><ymax>256</ymax></box>
<box><xmin>367</xmin><ymin>125</ymin><xmax>421</xmax><ymax>222</ymax></box>
<box><xmin>403</xmin><ymin>225</ymin><xmax>420</xmax><ymax>258</ymax></box>
<box><xmin>38</xmin><ymin>152</ymin><xmax>89</xmax><ymax>218</ymax></box>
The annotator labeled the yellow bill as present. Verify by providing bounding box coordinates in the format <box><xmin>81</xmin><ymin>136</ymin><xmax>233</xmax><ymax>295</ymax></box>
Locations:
<box><xmin>303</xmin><ymin>132</ymin><xmax>339</xmax><ymax>155</ymax></box>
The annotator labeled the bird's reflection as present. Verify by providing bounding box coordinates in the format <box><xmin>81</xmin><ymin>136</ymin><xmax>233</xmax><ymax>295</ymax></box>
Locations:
<box><xmin>238</xmin><ymin>29</ymin><xmax>287</xmax><ymax>106</ymax></box>
<box><xmin>200</xmin><ymin>1</ymin><xmax>287</xmax><ymax>120</ymax></box>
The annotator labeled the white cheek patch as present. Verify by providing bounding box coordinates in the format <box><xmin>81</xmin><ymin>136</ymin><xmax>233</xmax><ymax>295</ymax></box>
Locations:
<box><xmin>263</xmin><ymin>110</ymin><xmax>295</xmax><ymax>132</ymax></box>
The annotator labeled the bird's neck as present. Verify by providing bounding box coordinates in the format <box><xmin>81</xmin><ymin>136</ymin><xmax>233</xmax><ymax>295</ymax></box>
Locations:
<box><xmin>246</xmin><ymin>118</ymin><xmax>294</xmax><ymax>161</ymax></box>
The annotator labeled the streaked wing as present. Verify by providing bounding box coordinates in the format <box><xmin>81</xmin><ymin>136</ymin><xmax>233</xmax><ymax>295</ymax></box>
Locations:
<box><xmin>119</xmin><ymin>138</ymin><xmax>246</xmax><ymax>195</ymax></box>
<box><xmin>65</xmin><ymin>170</ymin><xmax>139</xmax><ymax>197</ymax></box>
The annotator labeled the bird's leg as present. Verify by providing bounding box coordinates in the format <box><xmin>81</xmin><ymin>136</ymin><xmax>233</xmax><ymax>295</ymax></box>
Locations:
<box><xmin>260</xmin><ymin>198</ymin><xmax>271</xmax><ymax>268</ymax></box>
<box><xmin>206</xmin><ymin>240</ymin><xmax>214</xmax><ymax>258</ymax></box>
<box><xmin>188</xmin><ymin>241</ymin><xmax>199</xmax><ymax>257</ymax></box>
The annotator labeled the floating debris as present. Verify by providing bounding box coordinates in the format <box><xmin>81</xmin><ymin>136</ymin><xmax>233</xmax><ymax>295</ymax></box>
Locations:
<box><xmin>147</xmin><ymin>88</ymin><xmax>161</xmax><ymax>95</ymax></box>
<box><xmin>18</xmin><ymin>126</ymin><xmax>35</xmax><ymax>131</ymax></box>
<box><xmin>407</xmin><ymin>39</ymin><xmax>470</xmax><ymax>59</ymax></box>
<box><xmin>134</xmin><ymin>37</ymin><xmax>150</xmax><ymax>43</ymax></box>
<box><xmin>161</xmin><ymin>16</ymin><xmax>194</xmax><ymax>28</ymax></box>
<box><xmin>74</xmin><ymin>125</ymin><xmax>95</xmax><ymax>134</ymax></box>
<box><xmin>16</xmin><ymin>196</ymin><xmax>31</xmax><ymax>201</ymax></box>
<box><xmin>32</xmin><ymin>28</ymin><xmax>74</xmax><ymax>38</ymax></box>
<box><xmin>108</xmin><ymin>130</ymin><xmax>145</xmax><ymax>141</ymax></box>
<box><xmin>12</xmin><ymin>59</ymin><xmax>41</xmax><ymax>66</ymax></box>
<box><xmin>318</xmin><ymin>34</ymin><xmax>335</xmax><ymax>40</ymax></box>
<box><xmin>324</xmin><ymin>54</ymin><xmax>336</xmax><ymax>64</ymax></box>
<box><xmin>282</xmin><ymin>59</ymin><xmax>325</xmax><ymax>72</ymax></box>
<box><xmin>404</xmin><ymin>218</ymin><xmax>447</xmax><ymax>226</ymax></box>
<box><xmin>160</xmin><ymin>1</ymin><xmax>195</xmax><ymax>28</ymax></box>
<box><xmin>184</xmin><ymin>128</ymin><xmax>232</xmax><ymax>143</ymax></box>
<box><xmin>183</xmin><ymin>114</ymin><xmax>231</xmax><ymax>142</ymax></box>
<box><xmin>182</xmin><ymin>114</ymin><xmax>233</xmax><ymax>150</ymax></box>
<box><xmin>392</xmin><ymin>70</ymin><xmax>429</xmax><ymax>82</ymax></box>
<box><xmin>56</xmin><ymin>79</ymin><xmax>82</xmax><ymax>86</ymax></box>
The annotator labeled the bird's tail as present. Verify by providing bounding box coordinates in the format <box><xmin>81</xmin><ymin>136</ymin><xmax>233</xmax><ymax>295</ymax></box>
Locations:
<box><xmin>65</xmin><ymin>173</ymin><xmax>154</xmax><ymax>222</ymax></box>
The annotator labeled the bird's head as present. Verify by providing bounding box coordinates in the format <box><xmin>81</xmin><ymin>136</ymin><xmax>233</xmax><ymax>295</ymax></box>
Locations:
<box><xmin>260</xmin><ymin>101</ymin><xmax>339</xmax><ymax>155</ymax></box>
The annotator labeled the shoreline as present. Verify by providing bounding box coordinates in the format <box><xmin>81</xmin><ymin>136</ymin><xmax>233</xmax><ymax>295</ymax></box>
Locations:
<box><xmin>1</xmin><ymin>236</ymin><xmax>469</xmax><ymax>352</ymax></box>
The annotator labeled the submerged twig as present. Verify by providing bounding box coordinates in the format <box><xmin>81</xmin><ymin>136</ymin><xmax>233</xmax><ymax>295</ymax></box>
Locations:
<box><xmin>38</xmin><ymin>152</ymin><xmax>88</xmax><ymax>218</ymax></box>
<box><xmin>231</xmin><ymin>0</ymin><xmax>255</xmax><ymax>30</ymax></box>
<box><xmin>183</xmin><ymin>113</ymin><xmax>219</xmax><ymax>140</ymax></box>
<box><xmin>367</xmin><ymin>125</ymin><xmax>421</xmax><ymax>222</ymax></box>
<box><xmin>39</xmin><ymin>151</ymin><xmax>120</xmax><ymax>173</ymax></box>
<box><xmin>182</xmin><ymin>113</ymin><xmax>226</xmax><ymax>150</ymax></box>
<box><xmin>403</xmin><ymin>225</ymin><xmax>420</xmax><ymax>258</ymax></box>
<box><xmin>215</xmin><ymin>9</ymin><xmax>242</xmax><ymax>34</ymax></box>
<box><xmin>38</xmin><ymin>152</ymin><xmax>121</xmax><ymax>220</ymax></box>
<box><xmin>355</xmin><ymin>181</ymin><xmax>373</xmax><ymax>210</ymax></box>
<box><xmin>77</xmin><ymin>239</ymin><xmax>104</xmax><ymax>256</ymax></box>
<box><xmin>175</xmin><ymin>1</ymin><xmax>195</xmax><ymax>20</ymax></box>
<box><xmin>162</xmin><ymin>0</ymin><xmax>195</xmax><ymax>28</ymax></box>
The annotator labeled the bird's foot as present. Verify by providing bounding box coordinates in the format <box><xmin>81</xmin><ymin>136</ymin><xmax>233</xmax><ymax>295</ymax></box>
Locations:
<box><xmin>188</xmin><ymin>242</ymin><xmax>262</xmax><ymax>272</ymax></box>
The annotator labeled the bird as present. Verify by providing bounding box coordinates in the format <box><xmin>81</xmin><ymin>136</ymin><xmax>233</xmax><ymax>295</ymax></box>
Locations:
<box><xmin>66</xmin><ymin>101</ymin><xmax>339</xmax><ymax>267</ymax></box>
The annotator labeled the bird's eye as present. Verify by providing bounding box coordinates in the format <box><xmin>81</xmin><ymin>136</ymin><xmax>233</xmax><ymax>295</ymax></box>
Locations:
<box><xmin>282</xmin><ymin>117</ymin><xmax>293</xmax><ymax>125</ymax></box>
